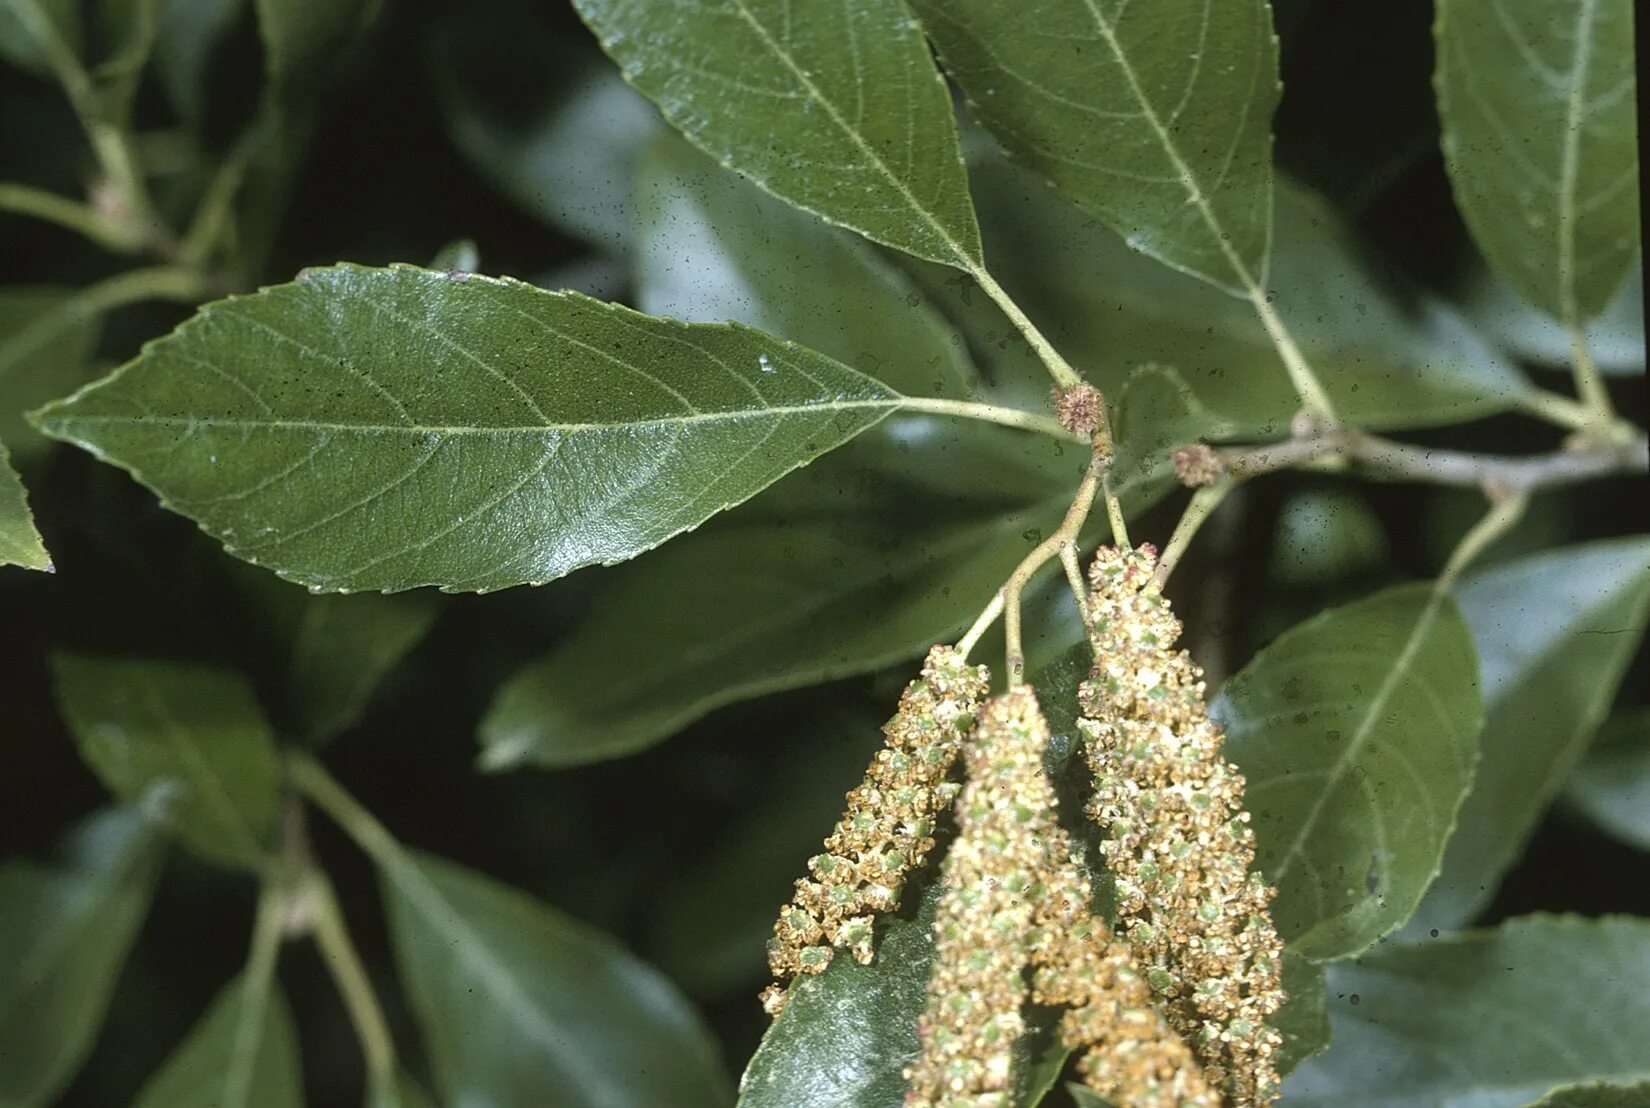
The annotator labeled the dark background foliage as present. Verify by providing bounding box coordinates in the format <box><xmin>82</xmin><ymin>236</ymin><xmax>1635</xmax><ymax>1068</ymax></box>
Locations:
<box><xmin>1</xmin><ymin>0</ymin><xmax>1645</xmax><ymax>1103</ymax></box>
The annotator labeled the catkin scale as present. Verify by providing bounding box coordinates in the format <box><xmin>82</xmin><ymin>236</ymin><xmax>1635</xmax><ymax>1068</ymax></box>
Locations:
<box><xmin>1080</xmin><ymin>546</ymin><xmax>1287</xmax><ymax>1106</ymax></box>
<box><xmin>761</xmin><ymin>645</ymin><xmax>989</xmax><ymax>1016</ymax></box>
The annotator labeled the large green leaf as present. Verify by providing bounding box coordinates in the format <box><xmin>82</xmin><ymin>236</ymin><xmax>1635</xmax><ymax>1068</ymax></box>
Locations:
<box><xmin>0</xmin><ymin>436</ymin><xmax>49</xmax><ymax>571</ymax></box>
<box><xmin>51</xmin><ymin>655</ymin><xmax>281</xmax><ymax>869</ymax></box>
<box><xmin>0</xmin><ymin>808</ymin><xmax>164</xmax><ymax>1108</ymax></box>
<box><xmin>0</xmin><ymin>286</ymin><xmax>102</xmax><ymax>465</ymax></box>
<box><xmin>1213</xmin><ymin>583</ymin><xmax>1484</xmax><ymax>961</ymax></box>
<box><xmin>573</xmin><ymin>0</ymin><xmax>983</xmax><ymax>271</ymax></box>
<box><xmin>479</xmin><ymin>481</ymin><xmax>1064</xmax><ymax>769</ymax></box>
<box><xmin>1276</xmin><ymin>953</ymin><xmax>1331</xmax><ymax>1075</ymax></box>
<box><xmin>1436</xmin><ymin>0</ymin><xmax>1641</xmax><ymax>323</ymax></box>
<box><xmin>912</xmin><ymin>0</ymin><xmax>1278</xmax><ymax>295</ymax></box>
<box><xmin>131</xmin><ymin>975</ymin><xmax>302</xmax><ymax>1108</ymax></box>
<box><xmin>1566</xmin><ymin>708</ymin><xmax>1650</xmax><ymax>852</ymax></box>
<box><xmin>230</xmin><ymin>565</ymin><xmax>439</xmax><ymax>743</ymax></box>
<box><xmin>957</xmin><ymin>157</ymin><xmax>1532</xmax><ymax>432</ymax></box>
<box><xmin>636</xmin><ymin>132</ymin><xmax>978</xmax><ymax>400</ymax></box>
<box><xmin>1286</xmin><ymin>915</ymin><xmax>1650</xmax><ymax>1106</ymax></box>
<box><xmin>1459</xmin><ymin>265</ymin><xmax>1645</xmax><ymax>376</ymax></box>
<box><xmin>382</xmin><ymin>849</ymin><xmax>731</xmax><ymax>1108</ymax></box>
<box><xmin>1405</xmin><ymin>538</ymin><xmax>1650</xmax><ymax>935</ymax></box>
<box><xmin>32</xmin><ymin>264</ymin><xmax>903</xmax><ymax>594</ymax></box>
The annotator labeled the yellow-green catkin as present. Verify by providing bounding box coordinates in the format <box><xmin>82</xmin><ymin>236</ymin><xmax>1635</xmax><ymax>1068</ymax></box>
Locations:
<box><xmin>1030</xmin><ymin>826</ymin><xmax>1218</xmax><ymax>1105</ymax></box>
<box><xmin>1080</xmin><ymin>545</ymin><xmax>1287</xmax><ymax>1106</ymax></box>
<box><xmin>904</xmin><ymin>689</ymin><xmax>1050</xmax><ymax>1107</ymax></box>
<box><xmin>762</xmin><ymin>645</ymin><xmax>989</xmax><ymax>1017</ymax></box>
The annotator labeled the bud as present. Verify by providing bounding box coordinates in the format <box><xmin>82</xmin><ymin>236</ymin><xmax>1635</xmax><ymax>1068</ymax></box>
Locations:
<box><xmin>763</xmin><ymin>645</ymin><xmax>989</xmax><ymax>1014</ymax></box>
<box><xmin>1054</xmin><ymin>383</ymin><xmax>1107</xmax><ymax>437</ymax></box>
<box><xmin>1080</xmin><ymin>545</ymin><xmax>1286</xmax><ymax>1106</ymax></box>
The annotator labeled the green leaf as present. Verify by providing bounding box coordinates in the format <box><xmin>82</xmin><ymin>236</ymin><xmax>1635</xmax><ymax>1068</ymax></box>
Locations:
<box><xmin>231</xmin><ymin>565</ymin><xmax>439</xmax><ymax>743</ymax></box>
<box><xmin>479</xmin><ymin>428</ymin><xmax>1071</xmax><ymax>769</ymax></box>
<box><xmin>1435</xmin><ymin>0</ymin><xmax>1640</xmax><ymax>324</ymax></box>
<box><xmin>253</xmin><ymin>0</ymin><xmax>373</xmax><ymax>93</ymax></box>
<box><xmin>31</xmin><ymin>264</ymin><xmax>901</xmax><ymax>594</ymax></box>
<box><xmin>1459</xmin><ymin>264</ymin><xmax>1645</xmax><ymax>375</ymax></box>
<box><xmin>1276</xmin><ymin>952</ymin><xmax>1331</xmax><ymax>1075</ymax></box>
<box><xmin>1528</xmin><ymin>1083</ymin><xmax>1650</xmax><ymax>1108</ymax></box>
<box><xmin>1286</xmin><ymin>915</ymin><xmax>1650</xmax><ymax>1106</ymax></box>
<box><xmin>431</xmin><ymin>37</ymin><xmax>661</xmax><ymax>252</ymax></box>
<box><xmin>0</xmin><ymin>286</ymin><xmax>103</xmax><ymax>465</ymax></box>
<box><xmin>132</xmin><ymin>975</ymin><xmax>302</xmax><ymax>1108</ymax></box>
<box><xmin>153</xmin><ymin>0</ymin><xmax>247</xmax><ymax>124</ymax></box>
<box><xmin>636</xmin><ymin>131</ymin><xmax>978</xmax><ymax>400</ymax></box>
<box><xmin>51</xmin><ymin>655</ymin><xmax>281</xmax><ymax>868</ymax></box>
<box><xmin>1566</xmin><ymin>708</ymin><xmax>1650</xmax><ymax>852</ymax></box>
<box><xmin>0</xmin><ymin>808</ymin><xmax>164</xmax><ymax>1108</ymax></box>
<box><xmin>1213</xmin><ymin>583</ymin><xmax>1484</xmax><ymax>961</ymax></box>
<box><xmin>0</xmin><ymin>436</ymin><xmax>50</xmax><ymax>571</ymax></box>
<box><xmin>1405</xmin><ymin>538</ymin><xmax>1650</xmax><ymax>935</ymax></box>
<box><xmin>956</xmin><ymin>157</ymin><xmax>1530</xmax><ymax>433</ymax></box>
<box><xmin>382</xmin><ymin>848</ymin><xmax>731</xmax><ymax>1108</ymax></box>
<box><xmin>1268</xmin><ymin>488</ymin><xmax>1390</xmax><ymax>591</ymax></box>
<box><xmin>573</xmin><ymin>0</ymin><xmax>983</xmax><ymax>270</ymax></box>
<box><xmin>912</xmin><ymin>0</ymin><xmax>1278</xmax><ymax>295</ymax></box>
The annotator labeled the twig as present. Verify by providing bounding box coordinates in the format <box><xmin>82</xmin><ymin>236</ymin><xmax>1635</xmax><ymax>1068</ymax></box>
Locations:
<box><xmin>1192</xmin><ymin>427</ymin><xmax>1648</xmax><ymax>498</ymax></box>
<box><xmin>1154</xmin><ymin>481</ymin><xmax>1232</xmax><ymax>586</ymax></box>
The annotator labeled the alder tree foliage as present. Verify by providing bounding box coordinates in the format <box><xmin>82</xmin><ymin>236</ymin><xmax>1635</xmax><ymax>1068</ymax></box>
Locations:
<box><xmin>3</xmin><ymin>0</ymin><xmax>1649</xmax><ymax>1106</ymax></box>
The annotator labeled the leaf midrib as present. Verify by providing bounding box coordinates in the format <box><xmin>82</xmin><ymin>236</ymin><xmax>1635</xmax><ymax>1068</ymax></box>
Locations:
<box><xmin>42</xmin><ymin>397</ymin><xmax>903</xmax><ymax>437</ymax></box>
<box><xmin>1076</xmin><ymin>0</ymin><xmax>1267</xmax><ymax>293</ymax></box>
<box><xmin>1264</xmin><ymin>589</ymin><xmax>1449</xmax><ymax>887</ymax></box>
<box><xmin>1556</xmin><ymin>0</ymin><xmax>1600</xmax><ymax>327</ymax></box>
<box><xmin>725</xmin><ymin>0</ymin><xmax>978</xmax><ymax>271</ymax></box>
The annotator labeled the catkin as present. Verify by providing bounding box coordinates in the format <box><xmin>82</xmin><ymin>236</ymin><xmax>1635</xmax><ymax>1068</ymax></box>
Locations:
<box><xmin>904</xmin><ymin>689</ymin><xmax>1050</xmax><ymax>1107</ymax></box>
<box><xmin>1080</xmin><ymin>545</ymin><xmax>1286</xmax><ymax>1106</ymax></box>
<box><xmin>761</xmin><ymin>645</ymin><xmax>989</xmax><ymax>1016</ymax></box>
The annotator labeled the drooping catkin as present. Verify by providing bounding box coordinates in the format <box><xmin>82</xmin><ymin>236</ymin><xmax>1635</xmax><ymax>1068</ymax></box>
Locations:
<box><xmin>1029</xmin><ymin>837</ymin><xmax>1217</xmax><ymax>1107</ymax></box>
<box><xmin>904</xmin><ymin>689</ymin><xmax>1050</xmax><ymax>1107</ymax></box>
<box><xmin>1080</xmin><ymin>545</ymin><xmax>1287</xmax><ymax>1106</ymax></box>
<box><xmin>761</xmin><ymin>645</ymin><xmax>989</xmax><ymax>1016</ymax></box>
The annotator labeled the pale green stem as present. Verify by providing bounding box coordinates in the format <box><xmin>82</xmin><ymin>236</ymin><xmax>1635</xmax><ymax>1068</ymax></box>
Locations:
<box><xmin>303</xmin><ymin>866</ymin><xmax>398</xmax><ymax>1095</ymax></box>
<box><xmin>1154</xmin><ymin>480</ymin><xmax>1233</xmax><ymax>586</ymax></box>
<box><xmin>1246</xmin><ymin>285</ymin><xmax>1339</xmax><ymax>425</ymax></box>
<box><xmin>1437</xmin><ymin>493</ymin><xmax>1528</xmax><ymax>590</ymax></box>
<box><xmin>1567</xmin><ymin>322</ymin><xmax>1613</xmax><ymax>423</ymax></box>
<box><xmin>1060</xmin><ymin>543</ymin><xmax>1091</xmax><ymax>625</ymax></box>
<box><xmin>956</xmin><ymin>591</ymin><xmax>1004</xmax><ymax>660</ymax></box>
<box><xmin>899</xmin><ymin>396</ymin><xmax>1082</xmax><ymax>441</ymax></box>
<box><xmin>286</xmin><ymin>752</ymin><xmax>399</xmax><ymax>863</ymax></box>
<box><xmin>970</xmin><ymin>266</ymin><xmax>1084</xmax><ymax>391</ymax></box>
<box><xmin>1518</xmin><ymin>387</ymin><xmax>1595</xmax><ymax>430</ymax></box>
<box><xmin>226</xmin><ymin>876</ymin><xmax>289</xmax><ymax>1108</ymax></box>
<box><xmin>181</xmin><ymin>142</ymin><xmax>254</xmax><ymax>267</ymax></box>
<box><xmin>1101</xmin><ymin>472</ymin><xmax>1129</xmax><ymax>547</ymax></box>
<box><xmin>0</xmin><ymin>182</ymin><xmax>143</xmax><ymax>252</ymax></box>
<box><xmin>80</xmin><ymin>265</ymin><xmax>208</xmax><ymax>312</ymax></box>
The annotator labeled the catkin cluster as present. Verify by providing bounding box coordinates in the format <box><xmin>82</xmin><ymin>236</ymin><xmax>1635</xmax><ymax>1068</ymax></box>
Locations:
<box><xmin>1080</xmin><ymin>545</ymin><xmax>1286</xmax><ymax>1106</ymax></box>
<box><xmin>761</xmin><ymin>645</ymin><xmax>989</xmax><ymax>1016</ymax></box>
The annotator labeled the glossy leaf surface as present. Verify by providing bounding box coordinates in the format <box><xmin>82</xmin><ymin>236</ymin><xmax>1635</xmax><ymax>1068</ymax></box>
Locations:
<box><xmin>33</xmin><ymin>265</ymin><xmax>899</xmax><ymax>594</ymax></box>
<box><xmin>573</xmin><ymin>0</ymin><xmax>983</xmax><ymax>269</ymax></box>
<box><xmin>913</xmin><ymin>0</ymin><xmax>1278</xmax><ymax>294</ymax></box>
